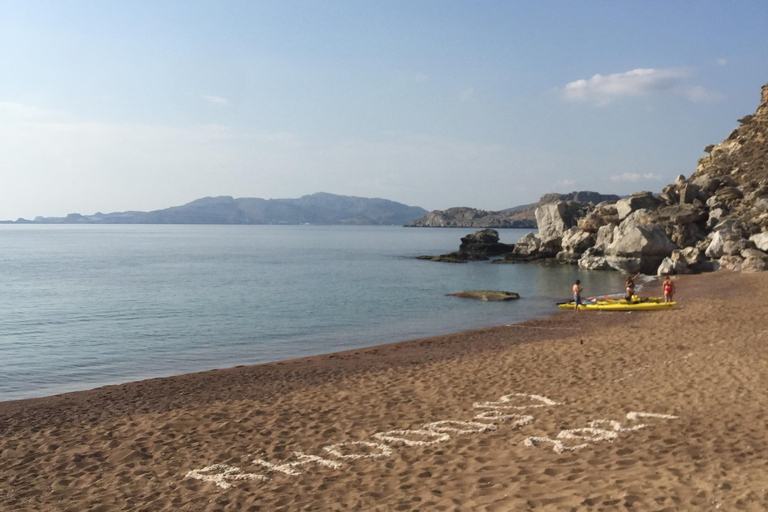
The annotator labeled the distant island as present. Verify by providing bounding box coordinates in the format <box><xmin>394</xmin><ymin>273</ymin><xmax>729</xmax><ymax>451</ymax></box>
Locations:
<box><xmin>5</xmin><ymin>191</ymin><xmax>628</xmax><ymax>228</ymax></box>
<box><xmin>405</xmin><ymin>191</ymin><xmax>621</xmax><ymax>228</ymax></box>
<box><xmin>6</xmin><ymin>193</ymin><xmax>429</xmax><ymax>226</ymax></box>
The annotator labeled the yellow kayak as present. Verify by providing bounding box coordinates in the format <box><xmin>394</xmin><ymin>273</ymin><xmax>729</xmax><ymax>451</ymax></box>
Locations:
<box><xmin>558</xmin><ymin>296</ymin><xmax>675</xmax><ymax>311</ymax></box>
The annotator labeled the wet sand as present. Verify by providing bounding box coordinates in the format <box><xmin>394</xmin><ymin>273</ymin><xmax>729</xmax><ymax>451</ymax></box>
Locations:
<box><xmin>1</xmin><ymin>270</ymin><xmax>767</xmax><ymax>511</ymax></box>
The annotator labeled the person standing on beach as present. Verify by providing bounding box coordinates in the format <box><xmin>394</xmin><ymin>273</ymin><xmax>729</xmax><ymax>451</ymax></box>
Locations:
<box><xmin>625</xmin><ymin>271</ymin><xmax>641</xmax><ymax>301</ymax></box>
<box><xmin>573</xmin><ymin>280</ymin><xmax>582</xmax><ymax>313</ymax></box>
<box><xmin>663</xmin><ymin>276</ymin><xmax>675</xmax><ymax>303</ymax></box>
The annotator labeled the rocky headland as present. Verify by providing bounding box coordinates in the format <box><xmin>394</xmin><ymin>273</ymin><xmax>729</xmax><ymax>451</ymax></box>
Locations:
<box><xmin>420</xmin><ymin>82</ymin><xmax>768</xmax><ymax>275</ymax></box>
<box><xmin>405</xmin><ymin>191</ymin><xmax>621</xmax><ymax>228</ymax></box>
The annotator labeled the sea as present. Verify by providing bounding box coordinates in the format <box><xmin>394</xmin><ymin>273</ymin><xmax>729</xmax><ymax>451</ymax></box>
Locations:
<box><xmin>0</xmin><ymin>225</ymin><xmax>631</xmax><ymax>402</ymax></box>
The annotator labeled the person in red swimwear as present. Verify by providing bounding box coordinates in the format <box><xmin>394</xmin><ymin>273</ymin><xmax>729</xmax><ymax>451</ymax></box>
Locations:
<box><xmin>662</xmin><ymin>276</ymin><xmax>675</xmax><ymax>303</ymax></box>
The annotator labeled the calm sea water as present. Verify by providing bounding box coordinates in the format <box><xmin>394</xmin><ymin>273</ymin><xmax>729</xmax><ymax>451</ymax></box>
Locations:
<box><xmin>0</xmin><ymin>225</ymin><xmax>629</xmax><ymax>401</ymax></box>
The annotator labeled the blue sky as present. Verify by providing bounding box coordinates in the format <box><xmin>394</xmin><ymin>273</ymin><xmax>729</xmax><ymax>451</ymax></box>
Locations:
<box><xmin>1</xmin><ymin>1</ymin><xmax>766</xmax><ymax>220</ymax></box>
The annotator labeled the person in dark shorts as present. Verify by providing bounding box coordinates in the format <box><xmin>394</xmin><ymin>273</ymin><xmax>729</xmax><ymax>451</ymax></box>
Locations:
<box><xmin>625</xmin><ymin>271</ymin><xmax>640</xmax><ymax>301</ymax></box>
<box><xmin>572</xmin><ymin>280</ymin><xmax>583</xmax><ymax>313</ymax></box>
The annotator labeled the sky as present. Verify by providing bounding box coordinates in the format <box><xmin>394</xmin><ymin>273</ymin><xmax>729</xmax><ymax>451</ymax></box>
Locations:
<box><xmin>1</xmin><ymin>1</ymin><xmax>767</xmax><ymax>220</ymax></box>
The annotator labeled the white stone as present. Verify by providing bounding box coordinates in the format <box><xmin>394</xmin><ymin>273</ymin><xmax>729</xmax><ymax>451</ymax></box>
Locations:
<box><xmin>594</xmin><ymin>224</ymin><xmax>615</xmax><ymax>251</ymax></box>
<box><xmin>749</xmin><ymin>232</ymin><xmax>768</xmax><ymax>252</ymax></box>
<box><xmin>705</xmin><ymin>231</ymin><xmax>725</xmax><ymax>258</ymax></box>
<box><xmin>535</xmin><ymin>202</ymin><xmax>570</xmax><ymax>245</ymax></box>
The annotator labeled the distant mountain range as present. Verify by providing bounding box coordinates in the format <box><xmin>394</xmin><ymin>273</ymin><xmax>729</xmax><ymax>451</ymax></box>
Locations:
<box><xmin>406</xmin><ymin>191</ymin><xmax>622</xmax><ymax>228</ymax></box>
<box><xmin>9</xmin><ymin>193</ymin><xmax>430</xmax><ymax>226</ymax></box>
<box><xmin>6</xmin><ymin>190</ymin><xmax>627</xmax><ymax>227</ymax></box>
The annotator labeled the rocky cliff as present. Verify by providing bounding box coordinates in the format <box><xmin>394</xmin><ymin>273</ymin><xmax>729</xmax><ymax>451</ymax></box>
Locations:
<box><xmin>502</xmin><ymin>81</ymin><xmax>768</xmax><ymax>274</ymax></box>
<box><xmin>423</xmin><ymin>82</ymin><xmax>768</xmax><ymax>274</ymax></box>
<box><xmin>405</xmin><ymin>191</ymin><xmax>620</xmax><ymax>228</ymax></box>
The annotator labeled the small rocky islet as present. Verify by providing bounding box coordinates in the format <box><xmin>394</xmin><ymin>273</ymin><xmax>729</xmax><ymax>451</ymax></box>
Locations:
<box><xmin>417</xmin><ymin>82</ymin><xmax>768</xmax><ymax>276</ymax></box>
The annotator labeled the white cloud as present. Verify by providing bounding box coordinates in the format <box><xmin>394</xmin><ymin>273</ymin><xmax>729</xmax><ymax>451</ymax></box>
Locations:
<box><xmin>458</xmin><ymin>87</ymin><xmax>475</xmax><ymax>102</ymax></box>
<box><xmin>556</xmin><ymin>179</ymin><xmax>576</xmax><ymax>188</ymax></box>
<box><xmin>716</xmin><ymin>58</ymin><xmax>727</xmax><ymax>66</ymax></box>
<box><xmin>561</xmin><ymin>68</ymin><xmax>718</xmax><ymax>105</ymax></box>
<box><xmin>610</xmin><ymin>172</ymin><xmax>661</xmax><ymax>183</ymax></box>
<box><xmin>202</xmin><ymin>95</ymin><xmax>230</xmax><ymax>107</ymax></box>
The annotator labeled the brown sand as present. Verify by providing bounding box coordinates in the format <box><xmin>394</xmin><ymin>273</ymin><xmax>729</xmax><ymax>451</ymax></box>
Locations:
<box><xmin>1</xmin><ymin>270</ymin><xmax>767</xmax><ymax>511</ymax></box>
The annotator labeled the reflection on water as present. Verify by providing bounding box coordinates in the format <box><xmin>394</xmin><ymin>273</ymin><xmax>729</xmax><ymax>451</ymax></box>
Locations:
<box><xmin>0</xmin><ymin>225</ymin><xmax>629</xmax><ymax>400</ymax></box>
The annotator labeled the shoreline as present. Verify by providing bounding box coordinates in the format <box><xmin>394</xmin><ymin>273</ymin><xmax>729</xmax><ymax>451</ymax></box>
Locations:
<box><xmin>0</xmin><ymin>290</ymin><xmax>611</xmax><ymax>432</ymax></box>
<box><xmin>0</xmin><ymin>270</ymin><xmax>630</xmax><ymax>410</ymax></box>
<box><xmin>2</xmin><ymin>270</ymin><xmax>768</xmax><ymax>511</ymax></box>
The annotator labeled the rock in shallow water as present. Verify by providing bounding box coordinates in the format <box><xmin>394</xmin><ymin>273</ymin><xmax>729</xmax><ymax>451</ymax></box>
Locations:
<box><xmin>451</xmin><ymin>290</ymin><xmax>520</xmax><ymax>301</ymax></box>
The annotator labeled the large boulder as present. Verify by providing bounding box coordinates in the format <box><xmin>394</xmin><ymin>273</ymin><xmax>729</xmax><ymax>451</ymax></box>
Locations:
<box><xmin>560</xmin><ymin>227</ymin><xmax>595</xmax><ymax>253</ymax></box>
<box><xmin>712</xmin><ymin>219</ymin><xmax>746</xmax><ymax>240</ymax></box>
<box><xmin>605</xmin><ymin>222</ymin><xmax>677</xmax><ymax>274</ymax></box>
<box><xmin>577</xmin><ymin>202</ymin><xmax>619</xmax><ymax>232</ymax></box>
<box><xmin>604</xmin><ymin>256</ymin><xmax>644</xmax><ymax>274</ymax></box>
<box><xmin>534</xmin><ymin>201</ymin><xmax>592</xmax><ymax>245</ymax></box>
<box><xmin>578</xmin><ymin>247</ymin><xmax>612</xmax><ymax>270</ymax></box>
<box><xmin>535</xmin><ymin>203</ymin><xmax>569</xmax><ymax>245</ymax></box>
<box><xmin>511</xmin><ymin>232</ymin><xmax>541</xmax><ymax>256</ymax></box>
<box><xmin>607</xmin><ymin>222</ymin><xmax>677</xmax><ymax>257</ymax></box>
<box><xmin>616</xmin><ymin>192</ymin><xmax>660</xmax><ymax>221</ymax></box>
<box><xmin>556</xmin><ymin>227</ymin><xmax>595</xmax><ymax>265</ymax></box>
<box><xmin>673</xmin><ymin>247</ymin><xmax>704</xmax><ymax>267</ymax></box>
<box><xmin>594</xmin><ymin>224</ymin><xmax>616</xmax><ymax>251</ymax></box>
<box><xmin>555</xmin><ymin>250</ymin><xmax>581</xmax><ymax>264</ymax></box>
<box><xmin>458</xmin><ymin>229</ymin><xmax>513</xmax><ymax>259</ymax></box>
<box><xmin>657</xmin><ymin>257</ymin><xmax>690</xmax><ymax>276</ymax></box>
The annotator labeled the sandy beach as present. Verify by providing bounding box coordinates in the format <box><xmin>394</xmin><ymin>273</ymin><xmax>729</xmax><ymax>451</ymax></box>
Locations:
<box><xmin>1</xmin><ymin>270</ymin><xmax>767</xmax><ymax>511</ymax></box>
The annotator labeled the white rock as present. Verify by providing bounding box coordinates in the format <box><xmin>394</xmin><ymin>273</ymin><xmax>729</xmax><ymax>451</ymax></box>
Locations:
<box><xmin>534</xmin><ymin>203</ymin><xmax>570</xmax><ymax>245</ymax></box>
<box><xmin>705</xmin><ymin>231</ymin><xmax>725</xmax><ymax>259</ymax></box>
<box><xmin>594</xmin><ymin>224</ymin><xmax>615</xmax><ymax>251</ymax></box>
<box><xmin>560</xmin><ymin>227</ymin><xmax>594</xmax><ymax>253</ymax></box>
<box><xmin>578</xmin><ymin>248</ymin><xmax>611</xmax><ymax>270</ymax></box>
<box><xmin>657</xmin><ymin>257</ymin><xmax>689</xmax><ymax>276</ymax></box>
<box><xmin>749</xmin><ymin>232</ymin><xmax>768</xmax><ymax>252</ymax></box>
<box><xmin>605</xmin><ymin>224</ymin><xmax>677</xmax><ymax>257</ymax></box>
